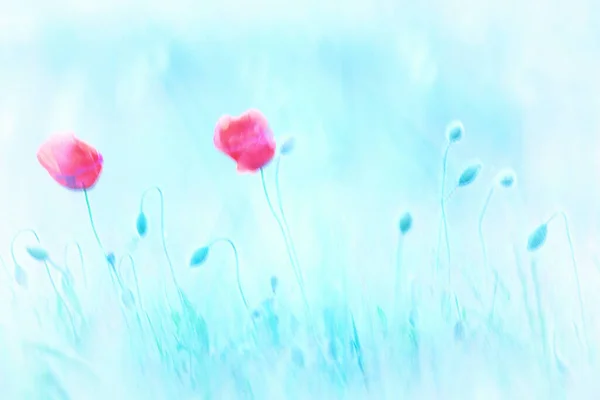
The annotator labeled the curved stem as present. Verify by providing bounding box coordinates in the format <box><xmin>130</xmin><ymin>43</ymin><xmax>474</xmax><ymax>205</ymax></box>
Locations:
<box><xmin>139</xmin><ymin>186</ymin><xmax>181</xmax><ymax>294</ymax></box>
<box><xmin>83</xmin><ymin>188</ymin><xmax>121</xmax><ymax>292</ymax></box>
<box><xmin>530</xmin><ymin>259</ymin><xmax>551</xmax><ymax>376</ymax></box>
<box><xmin>25</xmin><ymin>340</ymin><xmax>102</xmax><ymax>382</ymax></box>
<box><xmin>512</xmin><ymin>245</ymin><xmax>535</xmax><ymax>339</ymax></box>
<box><xmin>47</xmin><ymin>260</ymin><xmax>68</xmax><ymax>276</ymax></box>
<box><xmin>64</xmin><ymin>242</ymin><xmax>86</xmax><ymax>287</ymax></box>
<box><xmin>83</xmin><ymin>189</ymin><xmax>106</xmax><ymax>254</ymax></box>
<box><xmin>119</xmin><ymin>254</ymin><xmax>143</xmax><ymax>310</ymax></box>
<box><xmin>545</xmin><ymin>211</ymin><xmax>561</xmax><ymax>226</ymax></box>
<box><xmin>552</xmin><ymin>332</ymin><xmax>567</xmax><ymax>378</ymax></box>
<box><xmin>208</xmin><ymin>238</ymin><xmax>250</xmax><ymax>317</ymax></box>
<box><xmin>436</xmin><ymin>144</ymin><xmax>451</xmax><ymax>279</ymax></box>
<box><xmin>144</xmin><ymin>312</ymin><xmax>162</xmax><ymax>357</ymax></box>
<box><xmin>83</xmin><ymin>190</ymin><xmax>133</xmax><ymax>335</ymax></box>
<box><xmin>454</xmin><ymin>293</ymin><xmax>462</xmax><ymax>319</ymax></box>
<box><xmin>478</xmin><ymin>186</ymin><xmax>495</xmax><ymax>271</ymax></box>
<box><xmin>488</xmin><ymin>271</ymin><xmax>499</xmax><ymax>322</ymax></box>
<box><xmin>274</xmin><ymin>157</ymin><xmax>304</xmax><ymax>286</ymax></box>
<box><xmin>557</xmin><ymin>211</ymin><xmax>588</xmax><ymax>355</ymax></box>
<box><xmin>441</xmin><ymin>144</ymin><xmax>452</xmax><ymax>267</ymax></box>
<box><xmin>44</xmin><ymin>260</ymin><xmax>79</xmax><ymax>342</ymax></box>
<box><xmin>274</xmin><ymin>159</ymin><xmax>303</xmax><ymax>284</ymax></box>
<box><xmin>10</xmin><ymin>229</ymin><xmax>34</xmax><ymax>293</ymax></box>
<box><xmin>480</xmin><ymin>187</ymin><xmax>511</xmax><ymax>322</ymax></box>
<box><xmin>11</xmin><ymin>229</ymin><xmax>40</xmax><ymax>267</ymax></box>
<box><xmin>47</xmin><ymin>258</ymin><xmax>86</xmax><ymax>321</ymax></box>
<box><xmin>260</xmin><ymin>168</ymin><xmax>341</xmax><ymax>378</ymax></box>
<box><xmin>11</xmin><ymin>229</ymin><xmax>77</xmax><ymax>340</ymax></box>
<box><xmin>260</xmin><ymin>168</ymin><xmax>308</xmax><ymax>311</ymax></box>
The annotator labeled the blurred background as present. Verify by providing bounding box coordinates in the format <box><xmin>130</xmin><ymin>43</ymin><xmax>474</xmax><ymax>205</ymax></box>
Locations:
<box><xmin>0</xmin><ymin>0</ymin><xmax>599</xmax><ymax>351</ymax></box>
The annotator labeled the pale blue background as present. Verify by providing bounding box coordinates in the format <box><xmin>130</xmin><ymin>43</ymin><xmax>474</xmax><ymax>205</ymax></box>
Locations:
<box><xmin>0</xmin><ymin>0</ymin><xmax>599</xmax><ymax>390</ymax></box>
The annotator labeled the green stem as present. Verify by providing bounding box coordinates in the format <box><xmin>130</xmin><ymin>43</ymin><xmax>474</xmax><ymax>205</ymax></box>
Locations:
<box><xmin>11</xmin><ymin>229</ymin><xmax>78</xmax><ymax>342</ymax></box>
<box><xmin>260</xmin><ymin>167</ymin><xmax>343</xmax><ymax>381</ymax></box>
<box><xmin>478</xmin><ymin>187</ymin><xmax>495</xmax><ymax>271</ymax></box>
<box><xmin>64</xmin><ymin>241</ymin><xmax>86</xmax><ymax>287</ymax></box>
<box><xmin>530</xmin><ymin>259</ymin><xmax>550</xmax><ymax>378</ymax></box>
<box><xmin>83</xmin><ymin>188</ymin><xmax>120</xmax><ymax>290</ymax></box>
<box><xmin>207</xmin><ymin>238</ymin><xmax>250</xmax><ymax>317</ymax></box>
<box><xmin>274</xmin><ymin>157</ymin><xmax>304</xmax><ymax>286</ymax></box>
<box><xmin>556</xmin><ymin>211</ymin><xmax>587</xmax><ymax>357</ymax></box>
<box><xmin>260</xmin><ymin>168</ymin><xmax>308</xmax><ymax>312</ymax></box>
<box><xmin>139</xmin><ymin>186</ymin><xmax>182</xmax><ymax>300</ymax></box>
<box><xmin>119</xmin><ymin>254</ymin><xmax>143</xmax><ymax>310</ymax></box>
<box><xmin>440</xmin><ymin>144</ymin><xmax>452</xmax><ymax>267</ymax></box>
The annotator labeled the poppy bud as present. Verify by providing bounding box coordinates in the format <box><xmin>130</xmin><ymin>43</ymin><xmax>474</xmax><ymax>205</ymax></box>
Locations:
<box><xmin>136</xmin><ymin>212</ymin><xmax>148</xmax><ymax>237</ymax></box>
<box><xmin>26</xmin><ymin>246</ymin><xmax>50</xmax><ymax>262</ymax></box>
<box><xmin>190</xmin><ymin>247</ymin><xmax>210</xmax><ymax>267</ymax></box>
<box><xmin>457</xmin><ymin>162</ymin><xmax>483</xmax><ymax>187</ymax></box>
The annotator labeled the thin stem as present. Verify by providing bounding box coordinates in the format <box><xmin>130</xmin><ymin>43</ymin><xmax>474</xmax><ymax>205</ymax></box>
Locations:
<box><xmin>478</xmin><ymin>187</ymin><xmax>495</xmax><ymax>271</ymax></box>
<box><xmin>44</xmin><ymin>260</ymin><xmax>78</xmax><ymax>342</ymax></box>
<box><xmin>83</xmin><ymin>188</ymin><xmax>106</xmax><ymax>254</ymax></box>
<box><xmin>454</xmin><ymin>293</ymin><xmax>462</xmax><ymax>320</ymax></box>
<box><xmin>64</xmin><ymin>242</ymin><xmax>86</xmax><ymax>287</ymax></box>
<box><xmin>208</xmin><ymin>238</ymin><xmax>250</xmax><ymax>317</ymax></box>
<box><xmin>274</xmin><ymin>157</ymin><xmax>304</xmax><ymax>286</ymax></box>
<box><xmin>10</xmin><ymin>230</ymin><xmax>33</xmax><ymax>292</ymax></box>
<box><xmin>25</xmin><ymin>340</ymin><xmax>102</xmax><ymax>382</ymax></box>
<box><xmin>11</xmin><ymin>229</ymin><xmax>78</xmax><ymax>341</ymax></box>
<box><xmin>117</xmin><ymin>255</ymin><xmax>146</xmax><ymax>352</ymax></box>
<box><xmin>144</xmin><ymin>312</ymin><xmax>163</xmax><ymax>358</ymax></box>
<box><xmin>478</xmin><ymin>186</ymin><xmax>499</xmax><ymax>321</ymax></box>
<box><xmin>488</xmin><ymin>271</ymin><xmax>499</xmax><ymax>322</ymax></box>
<box><xmin>557</xmin><ymin>211</ymin><xmax>588</xmax><ymax>356</ymax></box>
<box><xmin>552</xmin><ymin>333</ymin><xmax>567</xmax><ymax>380</ymax></box>
<box><xmin>436</xmin><ymin>144</ymin><xmax>452</xmax><ymax>282</ymax></box>
<box><xmin>47</xmin><ymin>258</ymin><xmax>86</xmax><ymax>321</ymax></box>
<box><xmin>545</xmin><ymin>211</ymin><xmax>561</xmax><ymax>226</ymax></box>
<box><xmin>83</xmin><ymin>188</ymin><xmax>120</xmax><ymax>290</ymax></box>
<box><xmin>260</xmin><ymin>167</ymin><xmax>342</xmax><ymax>380</ymax></box>
<box><xmin>514</xmin><ymin>245</ymin><xmax>536</xmax><ymax>337</ymax></box>
<box><xmin>140</xmin><ymin>186</ymin><xmax>181</xmax><ymax>294</ymax></box>
<box><xmin>530</xmin><ymin>259</ymin><xmax>551</xmax><ymax>378</ymax></box>
<box><xmin>119</xmin><ymin>254</ymin><xmax>143</xmax><ymax>310</ymax></box>
<box><xmin>47</xmin><ymin>260</ymin><xmax>68</xmax><ymax>276</ymax></box>
<box><xmin>82</xmin><ymin>191</ymin><xmax>134</xmax><ymax>336</ymax></box>
<box><xmin>460</xmin><ymin>268</ymin><xmax>484</xmax><ymax>307</ymax></box>
<box><xmin>541</xmin><ymin>211</ymin><xmax>586</xmax><ymax>355</ymax></box>
<box><xmin>11</xmin><ymin>229</ymin><xmax>39</xmax><ymax>267</ymax></box>
<box><xmin>479</xmin><ymin>186</ymin><xmax>513</xmax><ymax>322</ymax></box>
<box><xmin>112</xmin><ymin>264</ymin><xmax>125</xmax><ymax>291</ymax></box>
<box><xmin>260</xmin><ymin>168</ymin><xmax>308</xmax><ymax>311</ymax></box>
<box><xmin>440</xmin><ymin>144</ymin><xmax>452</xmax><ymax>267</ymax></box>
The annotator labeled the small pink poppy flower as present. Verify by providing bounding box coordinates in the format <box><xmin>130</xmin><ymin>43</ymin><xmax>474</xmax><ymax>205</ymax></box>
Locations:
<box><xmin>37</xmin><ymin>133</ymin><xmax>103</xmax><ymax>190</ymax></box>
<box><xmin>214</xmin><ymin>109</ymin><xmax>276</xmax><ymax>172</ymax></box>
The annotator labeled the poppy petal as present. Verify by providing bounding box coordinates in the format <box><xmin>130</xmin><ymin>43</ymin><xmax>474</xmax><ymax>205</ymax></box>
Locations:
<box><xmin>236</xmin><ymin>163</ymin><xmax>251</xmax><ymax>173</ymax></box>
<box><xmin>37</xmin><ymin>143</ymin><xmax>61</xmax><ymax>178</ymax></box>
<box><xmin>37</xmin><ymin>133</ymin><xmax>103</xmax><ymax>190</ymax></box>
<box><xmin>213</xmin><ymin>109</ymin><xmax>277</xmax><ymax>173</ymax></box>
<box><xmin>236</xmin><ymin>142</ymin><xmax>275</xmax><ymax>172</ymax></box>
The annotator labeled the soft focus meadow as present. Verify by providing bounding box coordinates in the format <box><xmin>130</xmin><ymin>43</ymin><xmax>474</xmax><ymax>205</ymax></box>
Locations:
<box><xmin>1</xmin><ymin>0</ymin><xmax>600</xmax><ymax>398</ymax></box>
